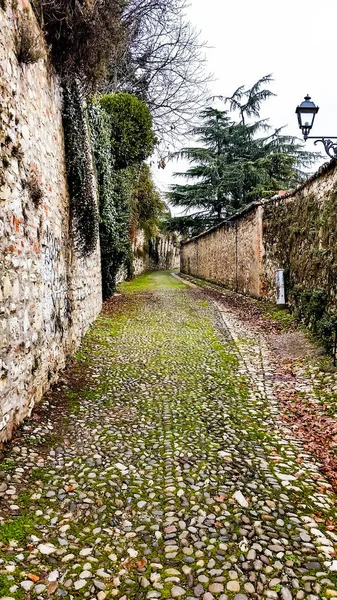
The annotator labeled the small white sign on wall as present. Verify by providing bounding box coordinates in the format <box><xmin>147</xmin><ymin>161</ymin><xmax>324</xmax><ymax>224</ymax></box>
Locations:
<box><xmin>276</xmin><ymin>269</ymin><xmax>286</xmax><ymax>305</ymax></box>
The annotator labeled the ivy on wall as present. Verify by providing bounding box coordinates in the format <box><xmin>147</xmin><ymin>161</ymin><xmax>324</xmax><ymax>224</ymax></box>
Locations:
<box><xmin>62</xmin><ymin>82</ymin><xmax>99</xmax><ymax>256</ymax></box>
<box><xmin>88</xmin><ymin>93</ymin><xmax>157</xmax><ymax>299</ymax></box>
<box><xmin>88</xmin><ymin>103</ymin><xmax>134</xmax><ymax>299</ymax></box>
<box><xmin>130</xmin><ymin>164</ymin><xmax>165</xmax><ymax>241</ymax></box>
<box><xmin>263</xmin><ymin>185</ymin><xmax>337</xmax><ymax>353</ymax></box>
<box><xmin>62</xmin><ymin>85</ymin><xmax>160</xmax><ymax>296</ymax></box>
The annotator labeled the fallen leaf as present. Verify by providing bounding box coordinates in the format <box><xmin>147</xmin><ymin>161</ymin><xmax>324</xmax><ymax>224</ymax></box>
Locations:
<box><xmin>121</xmin><ymin>560</ymin><xmax>133</xmax><ymax>569</ymax></box>
<box><xmin>136</xmin><ymin>558</ymin><xmax>147</xmax><ymax>568</ymax></box>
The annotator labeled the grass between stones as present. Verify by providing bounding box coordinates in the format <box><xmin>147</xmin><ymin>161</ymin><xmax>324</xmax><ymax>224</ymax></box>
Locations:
<box><xmin>0</xmin><ymin>272</ymin><xmax>337</xmax><ymax>599</ymax></box>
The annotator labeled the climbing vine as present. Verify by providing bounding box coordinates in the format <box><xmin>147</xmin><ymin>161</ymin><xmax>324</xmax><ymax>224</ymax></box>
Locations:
<box><xmin>88</xmin><ymin>103</ymin><xmax>134</xmax><ymax>299</ymax></box>
<box><xmin>62</xmin><ymin>82</ymin><xmax>99</xmax><ymax>256</ymax></box>
<box><xmin>88</xmin><ymin>93</ymin><xmax>157</xmax><ymax>299</ymax></box>
<box><xmin>264</xmin><ymin>185</ymin><xmax>337</xmax><ymax>354</ymax></box>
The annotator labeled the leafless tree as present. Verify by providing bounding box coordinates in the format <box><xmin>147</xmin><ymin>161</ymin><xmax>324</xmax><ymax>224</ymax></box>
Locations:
<box><xmin>35</xmin><ymin>0</ymin><xmax>211</xmax><ymax>148</ymax></box>
<box><xmin>104</xmin><ymin>0</ymin><xmax>212</xmax><ymax>149</ymax></box>
<box><xmin>36</xmin><ymin>0</ymin><xmax>125</xmax><ymax>89</ymax></box>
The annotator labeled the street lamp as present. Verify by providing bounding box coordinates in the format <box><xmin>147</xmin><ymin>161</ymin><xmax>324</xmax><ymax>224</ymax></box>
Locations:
<box><xmin>295</xmin><ymin>95</ymin><xmax>337</xmax><ymax>158</ymax></box>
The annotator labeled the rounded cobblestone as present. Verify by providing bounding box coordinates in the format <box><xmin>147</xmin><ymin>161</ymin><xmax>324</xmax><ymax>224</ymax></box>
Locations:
<box><xmin>0</xmin><ymin>272</ymin><xmax>337</xmax><ymax>600</ymax></box>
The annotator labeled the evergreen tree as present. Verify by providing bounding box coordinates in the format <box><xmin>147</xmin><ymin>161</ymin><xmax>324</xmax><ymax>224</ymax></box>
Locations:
<box><xmin>167</xmin><ymin>75</ymin><xmax>317</xmax><ymax>235</ymax></box>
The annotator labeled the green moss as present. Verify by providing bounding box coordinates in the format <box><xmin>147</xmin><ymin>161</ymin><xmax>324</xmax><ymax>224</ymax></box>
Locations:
<box><xmin>266</xmin><ymin>308</ymin><xmax>296</xmax><ymax>331</ymax></box>
<box><xmin>264</xmin><ymin>187</ymin><xmax>337</xmax><ymax>356</ymax></box>
<box><xmin>0</xmin><ymin>458</ymin><xmax>16</xmax><ymax>473</ymax></box>
<box><xmin>29</xmin><ymin>467</ymin><xmax>50</xmax><ymax>482</ymax></box>
<box><xmin>0</xmin><ymin>516</ymin><xmax>35</xmax><ymax>544</ymax></box>
<box><xmin>118</xmin><ymin>271</ymin><xmax>187</xmax><ymax>293</ymax></box>
<box><xmin>17</xmin><ymin>490</ymin><xmax>32</xmax><ymax>507</ymax></box>
<box><xmin>73</xmin><ymin>351</ymin><xmax>87</xmax><ymax>364</ymax></box>
<box><xmin>0</xmin><ymin>573</ymin><xmax>24</xmax><ymax>599</ymax></box>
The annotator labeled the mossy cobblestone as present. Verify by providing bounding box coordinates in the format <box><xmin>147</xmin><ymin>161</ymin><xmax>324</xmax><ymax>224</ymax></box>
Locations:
<box><xmin>1</xmin><ymin>272</ymin><xmax>337</xmax><ymax>600</ymax></box>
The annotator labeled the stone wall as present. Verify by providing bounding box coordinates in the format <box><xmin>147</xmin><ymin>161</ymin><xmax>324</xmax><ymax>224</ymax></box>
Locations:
<box><xmin>0</xmin><ymin>1</ymin><xmax>102</xmax><ymax>443</ymax></box>
<box><xmin>132</xmin><ymin>230</ymin><xmax>180</xmax><ymax>276</ymax></box>
<box><xmin>181</xmin><ymin>206</ymin><xmax>263</xmax><ymax>297</ymax></box>
<box><xmin>262</xmin><ymin>160</ymin><xmax>337</xmax><ymax>307</ymax></box>
<box><xmin>181</xmin><ymin>159</ymin><xmax>337</xmax><ymax>307</ymax></box>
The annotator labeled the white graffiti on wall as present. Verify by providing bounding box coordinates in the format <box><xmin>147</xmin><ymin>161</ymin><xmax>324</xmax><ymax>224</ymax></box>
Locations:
<box><xmin>41</xmin><ymin>224</ymin><xmax>67</xmax><ymax>336</ymax></box>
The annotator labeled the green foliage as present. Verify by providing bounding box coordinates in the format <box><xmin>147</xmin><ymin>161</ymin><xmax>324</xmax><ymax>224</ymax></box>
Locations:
<box><xmin>263</xmin><ymin>186</ymin><xmax>337</xmax><ymax>358</ymax></box>
<box><xmin>0</xmin><ymin>516</ymin><xmax>34</xmax><ymax>544</ymax></box>
<box><xmin>161</xmin><ymin>214</ymin><xmax>217</xmax><ymax>238</ymax></box>
<box><xmin>266</xmin><ymin>308</ymin><xmax>296</xmax><ymax>331</ymax></box>
<box><xmin>318</xmin><ymin>314</ymin><xmax>337</xmax><ymax>354</ymax></box>
<box><xmin>62</xmin><ymin>82</ymin><xmax>99</xmax><ymax>256</ymax></box>
<box><xmin>130</xmin><ymin>164</ymin><xmax>165</xmax><ymax>240</ymax></box>
<box><xmin>292</xmin><ymin>287</ymin><xmax>337</xmax><ymax>354</ymax></box>
<box><xmin>88</xmin><ymin>93</ymin><xmax>159</xmax><ymax>299</ymax></box>
<box><xmin>88</xmin><ymin>103</ymin><xmax>133</xmax><ymax>299</ymax></box>
<box><xmin>293</xmin><ymin>288</ymin><xmax>327</xmax><ymax>327</ymax></box>
<box><xmin>167</xmin><ymin>76</ymin><xmax>317</xmax><ymax>230</ymax></box>
<box><xmin>99</xmin><ymin>93</ymin><xmax>156</xmax><ymax>169</ymax></box>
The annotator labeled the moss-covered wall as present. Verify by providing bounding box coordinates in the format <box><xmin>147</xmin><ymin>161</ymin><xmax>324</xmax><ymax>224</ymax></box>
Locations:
<box><xmin>263</xmin><ymin>160</ymin><xmax>337</xmax><ymax>306</ymax></box>
<box><xmin>262</xmin><ymin>159</ymin><xmax>337</xmax><ymax>349</ymax></box>
<box><xmin>181</xmin><ymin>158</ymin><xmax>337</xmax><ymax>350</ymax></box>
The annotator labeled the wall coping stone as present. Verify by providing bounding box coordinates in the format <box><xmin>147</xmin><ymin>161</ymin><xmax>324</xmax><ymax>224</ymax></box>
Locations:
<box><xmin>181</xmin><ymin>157</ymin><xmax>337</xmax><ymax>246</ymax></box>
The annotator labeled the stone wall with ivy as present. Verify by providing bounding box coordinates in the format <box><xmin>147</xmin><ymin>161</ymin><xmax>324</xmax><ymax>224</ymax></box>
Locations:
<box><xmin>181</xmin><ymin>158</ymin><xmax>337</xmax><ymax>351</ymax></box>
<box><xmin>0</xmin><ymin>1</ymin><xmax>102</xmax><ymax>443</ymax></box>
<box><xmin>263</xmin><ymin>159</ymin><xmax>337</xmax><ymax>350</ymax></box>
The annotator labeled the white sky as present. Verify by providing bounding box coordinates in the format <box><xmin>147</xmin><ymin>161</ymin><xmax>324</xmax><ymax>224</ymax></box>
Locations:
<box><xmin>151</xmin><ymin>0</ymin><xmax>337</xmax><ymax>215</ymax></box>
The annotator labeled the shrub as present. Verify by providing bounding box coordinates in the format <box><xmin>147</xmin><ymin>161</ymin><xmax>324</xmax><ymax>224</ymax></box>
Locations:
<box><xmin>99</xmin><ymin>93</ymin><xmax>156</xmax><ymax>169</ymax></box>
<box><xmin>16</xmin><ymin>14</ymin><xmax>44</xmax><ymax>65</ymax></box>
<box><xmin>318</xmin><ymin>315</ymin><xmax>337</xmax><ymax>354</ymax></box>
<box><xmin>39</xmin><ymin>0</ymin><xmax>124</xmax><ymax>89</ymax></box>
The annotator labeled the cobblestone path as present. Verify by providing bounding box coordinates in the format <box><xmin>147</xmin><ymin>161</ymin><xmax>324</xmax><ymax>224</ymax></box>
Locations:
<box><xmin>1</xmin><ymin>272</ymin><xmax>337</xmax><ymax>600</ymax></box>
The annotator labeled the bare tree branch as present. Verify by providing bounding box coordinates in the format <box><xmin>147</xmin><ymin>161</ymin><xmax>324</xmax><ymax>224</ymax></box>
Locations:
<box><xmin>103</xmin><ymin>0</ymin><xmax>212</xmax><ymax>148</ymax></box>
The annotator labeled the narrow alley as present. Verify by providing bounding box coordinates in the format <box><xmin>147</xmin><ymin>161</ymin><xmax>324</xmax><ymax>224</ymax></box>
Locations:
<box><xmin>1</xmin><ymin>272</ymin><xmax>337</xmax><ymax>600</ymax></box>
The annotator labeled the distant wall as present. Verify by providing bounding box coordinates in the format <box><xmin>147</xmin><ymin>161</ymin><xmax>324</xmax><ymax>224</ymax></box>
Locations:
<box><xmin>181</xmin><ymin>159</ymin><xmax>337</xmax><ymax>308</ymax></box>
<box><xmin>181</xmin><ymin>207</ymin><xmax>263</xmax><ymax>297</ymax></box>
<box><xmin>132</xmin><ymin>230</ymin><xmax>180</xmax><ymax>276</ymax></box>
<box><xmin>0</xmin><ymin>1</ymin><xmax>102</xmax><ymax>442</ymax></box>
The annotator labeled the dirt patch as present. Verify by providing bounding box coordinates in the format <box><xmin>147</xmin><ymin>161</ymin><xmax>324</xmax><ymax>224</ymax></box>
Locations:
<box><xmin>179</xmin><ymin>274</ymin><xmax>296</xmax><ymax>335</ymax></box>
<box><xmin>267</xmin><ymin>331</ymin><xmax>322</xmax><ymax>361</ymax></box>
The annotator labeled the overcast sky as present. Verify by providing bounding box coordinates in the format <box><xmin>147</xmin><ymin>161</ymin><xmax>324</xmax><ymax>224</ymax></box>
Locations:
<box><xmin>152</xmin><ymin>0</ymin><xmax>337</xmax><ymax>214</ymax></box>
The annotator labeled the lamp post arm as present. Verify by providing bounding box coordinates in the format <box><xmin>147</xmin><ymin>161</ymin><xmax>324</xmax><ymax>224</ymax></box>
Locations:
<box><xmin>304</xmin><ymin>137</ymin><xmax>337</xmax><ymax>159</ymax></box>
